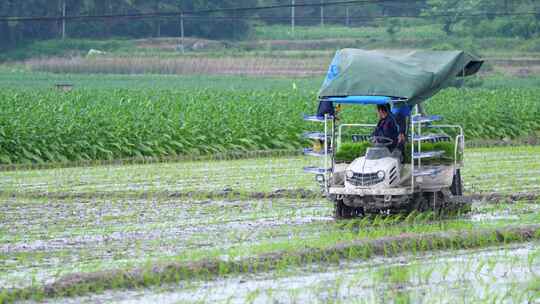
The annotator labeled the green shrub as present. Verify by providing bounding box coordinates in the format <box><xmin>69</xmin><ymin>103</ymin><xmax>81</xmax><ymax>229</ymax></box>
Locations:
<box><xmin>0</xmin><ymin>39</ymin><xmax>134</xmax><ymax>62</ymax></box>
<box><xmin>337</xmin><ymin>141</ymin><xmax>457</xmax><ymax>164</ymax></box>
<box><xmin>431</xmin><ymin>43</ymin><xmax>455</xmax><ymax>51</ymax></box>
<box><xmin>519</xmin><ymin>38</ymin><xmax>540</xmax><ymax>52</ymax></box>
<box><xmin>335</xmin><ymin>142</ymin><xmax>370</xmax><ymax>163</ymax></box>
<box><xmin>404</xmin><ymin>141</ymin><xmax>460</xmax><ymax>164</ymax></box>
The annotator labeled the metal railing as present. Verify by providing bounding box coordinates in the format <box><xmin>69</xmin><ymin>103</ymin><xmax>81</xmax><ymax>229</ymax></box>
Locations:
<box><xmin>337</xmin><ymin>123</ymin><xmax>377</xmax><ymax>149</ymax></box>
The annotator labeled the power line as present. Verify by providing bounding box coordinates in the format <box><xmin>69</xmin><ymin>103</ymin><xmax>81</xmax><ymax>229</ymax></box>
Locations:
<box><xmin>0</xmin><ymin>0</ymin><xmax>425</xmax><ymax>22</ymax></box>
<box><xmin>0</xmin><ymin>0</ymin><xmax>534</xmax><ymax>25</ymax></box>
<box><xmin>0</xmin><ymin>1</ymin><xmax>534</xmax><ymax>23</ymax></box>
<box><xmin>18</xmin><ymin>11</ymin><xmax>531</xmax><ymax>23</ymax></box>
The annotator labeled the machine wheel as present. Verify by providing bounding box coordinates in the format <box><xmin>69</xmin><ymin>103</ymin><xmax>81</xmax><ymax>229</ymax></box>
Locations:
<box><xmin>450</xmin><ymin>169</ymin><xmax>463</xmax><ymax>196</ymax></box>
<box><xmin>410</xmin><ymin>192</ymin><xmax>429</xmax><ymax>213</ymax></box>
<box><xmin>334</xmin><ymin>199</ymin><xmax>353</xmax><ymax>219</ymax></box>
<box><xmin>333</xmin><ymin>198</ymin><xmax>363</xmax><ymax>220</ymax></box>
<box><xmin>425</xmin><ymin>191</ymin><xmax>445</xmax><ymax>216</ymax></box>
<box><xmin>411</xmin><ymin>192</ymin><xmax>444</xmax><ymax>215</ymax></box>
<box><xmin>431</xmin><ymin>190</ymin><xmax>472</xmax><ymax>216</ymax></box>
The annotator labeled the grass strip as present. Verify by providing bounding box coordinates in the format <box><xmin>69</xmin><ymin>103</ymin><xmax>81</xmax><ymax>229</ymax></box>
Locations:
<box><xmin>4</xmin><ymin>190</ymin><xmax>539</xmax><ymax>204</ymax></box>
<box><xmin>0</xmin><ymin>150</ymin><xmax>300</xmax><ymax>173</ymax></box>
<box><xmin>2</xmin><ymin>224</ymin><xmax>540</xmax><ymax>303</ymax></box>
<box><xmin>2</xmin><ymin>188</ymin><xmax>322</xmax><ymax>201</ymax></box>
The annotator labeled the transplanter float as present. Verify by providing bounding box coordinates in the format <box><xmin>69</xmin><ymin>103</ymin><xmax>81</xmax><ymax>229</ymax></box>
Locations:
<box><xmin>303</xmin><ymin>49</ymin><xmax>483</xmax><ymax>219</ymax></box>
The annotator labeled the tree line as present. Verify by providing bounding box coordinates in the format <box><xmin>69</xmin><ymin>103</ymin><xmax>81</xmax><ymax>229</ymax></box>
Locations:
<box><xmin>0</xmin><ymin>0</ymin><xmax>539</xmax><ymax>49</ymax></box>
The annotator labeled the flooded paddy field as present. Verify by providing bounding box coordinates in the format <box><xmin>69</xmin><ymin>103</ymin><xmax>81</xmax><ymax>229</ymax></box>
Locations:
<box><xmin>49</xmin><ymin>243</ymin><xmax>540</xmax><ymax>304</ymax></box>
<box><xmin>0</xmin><ymin>146</ymin><xmax>538</xmax><ymax>197</ymax></box>
<box><xmin>1</xmin><ymin>146</ymin><xmax>540</xmax><ymax>303</ymax></box>
<box><xmin>0</xmin><ymin>196</ymin><xmax>332</xmax><ymax>289</ymax></box>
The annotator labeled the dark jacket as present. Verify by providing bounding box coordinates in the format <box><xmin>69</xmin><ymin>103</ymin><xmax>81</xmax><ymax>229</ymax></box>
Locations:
<box><xmin>392</xmin><ymin>105</ymin><xmax>411</xmax><ymax>138</ymax></box>
<box><xmin>372</xmin><ymin>114</ymin><xmax>399</xmax><ymax>151</ymax></box>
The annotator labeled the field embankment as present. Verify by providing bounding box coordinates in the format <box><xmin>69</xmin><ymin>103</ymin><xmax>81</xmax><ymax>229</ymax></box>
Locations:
<box><xmin>4</xmin><ymin>24</ymin><xmax>540</xmax><ymax>61</ymax></box>
<box><xmin>6</xmin><ymin>225</ymin><xmax>540</xmax><ymax>302</ymax></box>
<box><xmin>24</xmin><ymin>54</ymin><xmax>540</xmax><ymax>78</ymax></box>
<box><xmin>25</xmin><ymin>56</ymin><xmax>326</xmax><ymax>77</ymax></box>
<box><xmin>55</xmin><ymin>243</ymin><xmax>539</xmax><ymax>303</ymax></box>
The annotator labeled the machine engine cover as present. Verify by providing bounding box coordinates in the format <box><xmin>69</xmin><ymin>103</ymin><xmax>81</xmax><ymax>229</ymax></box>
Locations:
<box><xmin>345</xmin><ymin>156</ymin><xmax>400</xmax><ymax>189</ymax></box>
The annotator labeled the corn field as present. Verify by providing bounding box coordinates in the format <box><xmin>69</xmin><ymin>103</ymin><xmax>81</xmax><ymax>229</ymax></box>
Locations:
<box><xmin>0</xmin><ymin>87</ymin><xmax>539</xmax><ymax>165</ymax></box>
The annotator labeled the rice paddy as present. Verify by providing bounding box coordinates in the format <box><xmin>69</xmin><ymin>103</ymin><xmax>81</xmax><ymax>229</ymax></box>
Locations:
<box><xmin>47</xmin><ymin>243</ymin><xmax>540</xmax><ymax>304</ymax></box>
<box><xmin>1</xmin><ymin>145</ymin><xmax>539</xmax><ymax>303</ymax></box>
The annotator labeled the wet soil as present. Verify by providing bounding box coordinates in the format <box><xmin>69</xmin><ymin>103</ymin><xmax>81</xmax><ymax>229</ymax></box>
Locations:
<box><xmin>2</xmin><ymin>192</ymin><xmax>539</xmax><ymax>294</ymax></box>
<box><xmin>1</xmin><ymin>147</ymin><xmax>540</xmax><ymax>301</ymax></box>
<box><xmin>0</xmin><ymin>196</ymin><xmax>332</xmax><ymax>289</ymax></box>
<box><xmin>32</xmin><ymin>243</ymin><xmax>540</xmax><ymax>303</ymax></box>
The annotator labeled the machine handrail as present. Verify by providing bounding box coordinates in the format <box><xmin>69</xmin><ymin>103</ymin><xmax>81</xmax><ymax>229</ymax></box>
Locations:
<box><xmin>414</xmin><ymin>123</ymin><xmax>465</xmax><ymax>183</ymax></box>
<box><xmin>318</xmin><ymin>117</ymin><xmax>464</xmax><ymax>195</ymax></box>
<box><xmin>337</xmin><ymin>123</ymin><xmax>377</xmax><ymax>149</ymax></box>
<box><xmin>427</xmin><ymin>124</ymin><xmax>465</xmax><ymax>172</ymax></box>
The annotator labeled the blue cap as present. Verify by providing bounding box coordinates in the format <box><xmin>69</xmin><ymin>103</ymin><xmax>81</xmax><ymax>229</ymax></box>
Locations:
<box><xmin>392</xmin><ymin>105</ymin><xmax>412</xmax><ymax>116</ymax></box>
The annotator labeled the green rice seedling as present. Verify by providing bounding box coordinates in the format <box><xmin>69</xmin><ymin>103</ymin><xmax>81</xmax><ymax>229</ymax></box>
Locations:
<box><xmin>441</xmin><ymin>261</ymin><xmax>451</xmax><ymax>281</ymax></box>
<box><xmin>390</xmin><ymin>241</ymin><xmax>400</xmax><ymax>256</ymax></box>
<box><xmin>487</xmin><ymin>257</ymin><xmax>498</xmax><ymax>273</ymax></box>
<box><xmin>419</xmin><ymin>239</ymin><xmax>429</xmax><ymax>252</ymax></box>
<box><xmin>218</xmin><ymin>261</ymin><xmax>230</xmax><ymax>276</ymax></box>
<box><xmin>527</xmin><ymin>277</ymin><xmax>540</xmax><ymax>300</ymax></box>
<box><xmin>527</xmin><ymin>249</ymin><xmax>540</xmax><ymax>271</ymax></box>
<box><xmin>361</xmin><ymin>245</ymin><xmax>373</xmax><ymax>260</ymax></box>
<box><xmin>421</xmin><ymin>265</ymin><xmax>435</xmax><ymax>285</ymax></box>
<box><xmin>335</xmin><ymin>142</ymin><xmax>370</xmax><ymax>163</ymax></box>
<box><xmin>245</xmin><ymin>288</ymin><xmax>261</xmax><ymax>304</ymax></box>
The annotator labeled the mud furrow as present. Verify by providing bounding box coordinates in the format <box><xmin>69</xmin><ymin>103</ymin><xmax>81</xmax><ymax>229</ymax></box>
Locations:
<box><xmin>3</xmin><ymin>225</ymin><xmax>539</xmax><ymax>302</ymax></box>
<box><xmin>3</xmin><ymin>188</ymin><xmax>539</xmax><ymax>203</ymax></box>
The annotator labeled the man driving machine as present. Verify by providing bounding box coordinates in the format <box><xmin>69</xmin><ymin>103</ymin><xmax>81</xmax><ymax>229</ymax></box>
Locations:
<box><xmin>372</xmin><ymin>104</ymin><xmax>399</xmax><ymax>152</ymax></box>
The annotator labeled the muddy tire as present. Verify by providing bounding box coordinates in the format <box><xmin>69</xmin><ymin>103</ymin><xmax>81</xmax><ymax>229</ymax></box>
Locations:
<box><xmin>425</xmin><ymin>191</ymin><xmax>446</xmax><ymax>215</ymax></box>
<box><xmin>333</xmin><ymin>198</ymin><xmax>363</xmax><ymax>220</ymax></box>
<box><xmin>410</xmin><ymin>192</ymin><xmax>429</xmax><ymax>212</ymax></box>
<box><xmin>411</xmin><ymin>192</ymin><xmax>445</xmax><ymax>215</ymax></box>
<box><xmin>450</xmin><ymin>169</ymin><xmax>463</xmax><ymax>196</ymax></box>
<box><xmin>334</xmin><ymin>199</ymin><xmax>352</xmax><ymax>219</ymax></box>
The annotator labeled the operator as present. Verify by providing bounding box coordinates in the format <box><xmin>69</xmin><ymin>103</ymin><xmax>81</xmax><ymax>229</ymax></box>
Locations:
<box><xmin>372</xmin><ymin>103</ymin><xmax>399</xmax><ymax>152</ymax></box>
<box><xmin>392</xmin><ymin>104</ymin><xmax>412</xmax><ymax>160</ymax></box>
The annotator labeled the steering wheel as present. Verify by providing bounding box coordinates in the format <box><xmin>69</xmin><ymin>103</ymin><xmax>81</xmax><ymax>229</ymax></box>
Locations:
<box><xmin>371</xmin><ymin>136</ymin><xmax>394</xmax><ymax>147</ymax></box>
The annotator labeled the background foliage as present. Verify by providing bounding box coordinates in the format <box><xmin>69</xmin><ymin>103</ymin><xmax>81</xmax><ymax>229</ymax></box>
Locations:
<box><xmin>0</xmin><ymin>87</ymin><xmax>538</xmax><ymax>164</ymax></box>
<box><xmin>1</xmin><ymin>0</ymin><xmax>539</xmax><ymax>50</ymax></box>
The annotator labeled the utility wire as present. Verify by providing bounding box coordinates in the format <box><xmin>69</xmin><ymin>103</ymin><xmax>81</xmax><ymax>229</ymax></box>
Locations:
<box><xmin>0</xmin><ymin>0</ymin><xmax>427</xmax><ymax>22</ymax></box>
<box><xmin>0</xmin><ymin>0</ymin><xmax>534</xmax><ymax>23</ymax></box>
<box><xmin>18</xmin><ymin>11</ymin><xmax>531</xmax><ymax>22</ymax></box>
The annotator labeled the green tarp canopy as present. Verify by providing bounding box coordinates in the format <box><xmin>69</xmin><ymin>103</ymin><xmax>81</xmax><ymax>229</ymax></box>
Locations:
<box><xmin>318</xmin><ymin>49</ymin><xmax>484</xmax><ymax>106</ymax></box>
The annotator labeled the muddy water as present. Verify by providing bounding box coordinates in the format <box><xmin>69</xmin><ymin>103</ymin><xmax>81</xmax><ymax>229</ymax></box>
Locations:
<box><xmin>45</xmin><ymin>243</ymin><xmax>540</xmax><ymax>304</ymax></box>
<box><xmin>0</xmin><ymin>157</ymin><xmax>318</xmax><ymax>196</ymax></box>
<box><xmin>0</xmin><ymin>197</ymin><xmax>333</xmax><ymax>289</ymax></box>
<box><xmin>2</xmin><ymin>195</ymin><xmax>539</xmax><ymax>291</ymax></box>
<box><xmin>0</xmin><ymin>147</ymin><xmax>539</xmax><ymax>197</ymax></box>
<box><xmin>2</xmin><ymin>146</ymin><xmax>540</xmax><ymax>292</ymax></box>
